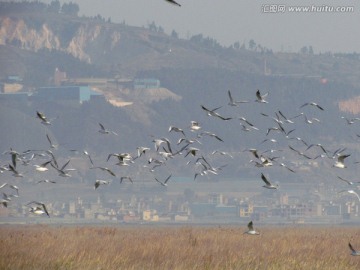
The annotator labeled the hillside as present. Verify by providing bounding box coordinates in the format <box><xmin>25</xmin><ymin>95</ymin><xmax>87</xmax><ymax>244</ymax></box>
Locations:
<box><xmin>1</xmin><ymin>9</ymin><xmax>360</xmax><ymax>88</ymax></box>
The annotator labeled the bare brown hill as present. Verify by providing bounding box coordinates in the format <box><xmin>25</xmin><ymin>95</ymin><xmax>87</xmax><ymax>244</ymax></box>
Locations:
<box><xmin>1</xmin><ymin>10</ymin><xmax>360</xmax><ymax>89</ymax></box>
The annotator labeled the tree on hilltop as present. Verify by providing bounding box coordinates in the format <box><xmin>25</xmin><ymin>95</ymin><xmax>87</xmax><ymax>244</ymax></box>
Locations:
<box><xmin>61</xmin><ymin>2</ymin><xmax>79</xmax><ymax>16</ymax></box>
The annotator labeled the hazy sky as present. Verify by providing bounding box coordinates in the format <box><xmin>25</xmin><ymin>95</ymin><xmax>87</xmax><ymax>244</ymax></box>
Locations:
<box><xmin>53</xmin><ymin>0</ymin><xmax>360</xmax><ymax>53</ymax></box>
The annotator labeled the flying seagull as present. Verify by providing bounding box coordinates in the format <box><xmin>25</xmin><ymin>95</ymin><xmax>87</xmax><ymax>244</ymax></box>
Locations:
<box><xmin>337</xmin><ymin>176</ymin><xmax>360</xmax><ymax>186</ymax></box>
<box><xmin>155</xmin><ymin>174</ymin><xmax>172</xmax><ymax>186</ymax></box>
<box><xmin>36</xmin><ymin>111</ymin><xmax>55</xmax><ymax>125</ymax></box>
<box><xmin>244</xmin><ymin>221</ymin><xmax>260</xmax><ymax>235</ymax></box>
<box><xmin>261</xmin><ymin>173</ymin><xmax>278</xmax><ymax>189</ymax></box>
<box><xmin>255</xmin><ymin>89</ymin><xmax>268</xmax><ymax>103</ymax></box>
<box><xmin>120</xmin><ymin>176</ymin><xmax>133</xmax><ymax>184</ymax></box>
<box><xmin>190</xmin><ymin>121</ymin><xmax>202</xmax><ymax>131</ymax></box>
<box><xmin>333</xmin><ymin>154</ymin><xmax>351</xmax><ymax>168</ymax></box>
<box><xmin>98</xmin><ymin>123</ymin><xmax>118</xmax><ymax>135</ymax></box>
<box><xmin>349</xmin><ymin>242</ymin><xmax>360</xmax><ymax>256</ymax></box>
<box><xmin>300</xmin><ymin>102</ymin><xmax>324</xmax><ymax>111</ymax></box>
<box><xmin>153</xmin><ymin>138</ymin><xmax>172</xmax><ymax>153</ymax></box>
<box><xmin>306</xmin><ymin>143</ymin><xmax>327</xmax><ymax>154</ymax></box>
<box><xmin>227</xmin><ymin>90</ymin><xmax>249</xmax><ymax>106</ymax></box>
<box><xmin>238</xmin><ymin>117</ymin><xmax>257</xmax><ymax>128</ymax></box>
<box><xmin>83</xmin><ymin>150</ymin><xmax>94</xmax><ymax>166</ymax></box>
<box><xmin>46</xmin><ymin>134</ymin><xmax>58</xmax><ymax>149</ymax></box>
<box><xmin>50</xmin><ymin>159</ymin><xmax>75</xmax><ymax>177</ymax></box>
<box><xmin>211</xmin><ymin>150</ymin><xmax>233</xmax><ymax>159</ymax></box>
<box><xmin>177</xmin><ymin>138</ymin><xmax>201</xmax><ymax>146</ymax></box>
<box><xmin>107</xmin><ymin>152</ymin><xmax>132</xmax><ymax>163</ymax></box>
<box><xmin>240</xmin><ymin>123</ymin><xmax>259</xmax><ymax>132</ymax></box>
<box><xmin>278</xmin><ymin>110</ymin><xmax>299</xmax><ymax>124</ymax></box>
<box><xmin>198</xmin><ymin>131</ymin><xmax>223</xmax><ymax>142</ymax></box>
<box><xmin>288</xmin><ymin>145</ymin><xmax>312</xmax><ymax>159</ymax></box>
<box><xmin>302</xmin><ymin>113</ymin><xmax>320</xmax><ymax>124</ymax></box>
<box><xmin>33</xmin><ymin>160</ymin><xmax>52</xmax><ymax>172</ymax></box>
<box><xmin>164</xmin><ymin>0</ymin><xmax>181</xmax><ymax>7</ymax></box>
<box><xmin>94</xmin><ymin>179</ymin><xmax>110</xmax><ymax>190</ymax></box>
<box><xmin>35</xmin><ymin>179</ymin><xmax>56</xmax><ymax>184</ymax></box>
<box><xmin>169</xmin><ymin>126</ymin><xmax>185</xmax><ymax>136</ymax></box>
<box><xmin>2</xmin><ymin>193</ymin><xmax>14</xmax><ymax>203</ymax></box>
<box><xmin>250</xmin><ymin>157</ymin><xmax>273</xmax><ymax>168</ymax></box>
<box><xmin>288</xmin><ymin>137</ymin><xmax>309</xmax><ymax>147</ymax></box>
<box><xmin>278</xmin><ymin>162</ymin><xmax>296</xmax><ymax>173</ymax></box>
<box><xmin>341</xmin><ymin>116</ymin><xmax>360</xmax><ymax>125</ymax></box>
<box><xmin>91</xmin><ymin>166</ymin><xmax>116</xmax><ymax>177</ymax></box>
<box><xmin>27</xmin><ymin>201</ymin><xmax>50</xmax><ymax>217</ymax></box>
<box><xmin>184</xmin><ymin>147</ymin><xmax>200</xmax><ymax>157</ymax></box>
<box><xmin>136</xmin><ymin>147</ymin><xmax>150</xmax><ymax>158</ymax></box>
<box><xmin>201</xmin><ymin>105</ymin><xmax>232</xmax><ymax>121</ymax></box>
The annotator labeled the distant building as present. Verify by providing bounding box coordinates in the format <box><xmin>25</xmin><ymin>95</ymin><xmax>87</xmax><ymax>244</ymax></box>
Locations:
<box><xmin>271</xmin><ymin>204</ymin><xmax>311</xmax><ymax>219</ymax></box>
<box><xmin>190</xmin><ymin>203</ymin><xmax>216</xmax><ymax>217</ymax></box>
<box><xmin>134</xmin><ymin>78</ymin><xmax>160</xmax><ymax>89</ymax></box>
<box><xmin>208</xmin><ymin>193</ymin><xmax>223</xmax><ymax>204</ymax></box>
<box><xmin>324</xmin><ymin>204</ymin><xmax>342</xmax><ymax>216</ymax></box>
<box><xmin>0</xmin><ymin>92</ymin><xmax>30</xmax><ymax>102</ymax></box>
<box><xmin>5</xmin><ymin>75</ymin><xmax>23</xmax><ymax>83</ymax></box>
<box><xmin>174</xmin><ymin>215</ymin><xmax>189</xmax><ymax>222</ymax></box>
<box><xmin>239</xmin><ymin>203</ymin><xmax>254</xmax><ymax>217</ymax></box>
<box><xmin>0</xmin><ymin>75</ymin><xmax>23</xmax><ymax>93</ymax></box>
<box><xmin>214</xmin><ymin>204</ymin><xmax>238</xmax><ymax>217</ymax></box>
<box><xmin>252</xmin><ymin>205</ymin><xmax>268</xmax><ymax>221</ymax></box>
<box><xmin>143</xmin><ymin>209</ymin><xmax>159</xmax><ymax>221</ymax></box>
<box><xmin>33</xmin><ymin>85</ymin><xmax>103</xmax><ymax>104</ymax></box>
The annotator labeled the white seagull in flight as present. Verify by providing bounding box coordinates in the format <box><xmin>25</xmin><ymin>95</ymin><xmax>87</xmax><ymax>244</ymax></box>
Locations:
<box><xmin>255</xmin><ymin>89</ymin><xmax>268</xmax><ymax>103</ymax></box>
<box><xmin>261</xmin><ymin>173</ymin><xmax>278</xmax><ymax>189</ymax></box>
<box><xmin>27</xmin><ymin>201</ymin><xmax>50</xmax><ymax>217</ymax></box>
<box><xmin>155</xmin><ymin>174</ymin><xmax>172</xmax><ymax>186</ymax></box>
<box><xmin>300</xmin><ymin>102</ymin><xmax>324</xmax><ymax>111</ymax></box>
<box><xmin>98</xmin><ymin>123</ymin><xmax>118</xmax><ymax>135</ymax></box>
<box><xmin>227</xmin><ymin>90</ymin><xmax>249</xmax><ymax>106</ymax></box>
<box><xmin>333</xmin><ymin>154</ymin><xmax>350</xmax><ymax>169</ymax></box>
<box><xmin>244</xmin><ymin>221</ymin><xmax>260</xmax><ymax>235</ymax></box>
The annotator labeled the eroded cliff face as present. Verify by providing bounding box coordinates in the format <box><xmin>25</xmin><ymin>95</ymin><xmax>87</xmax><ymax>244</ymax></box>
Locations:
<box><xmin>0</xmin><ymin>17</ymin><xmax>60</xmax><ymax>50</ymax></box>
<box><xmin>66</xmin><ymin>23</ymin><xmax>103</xmax><ymax>63</ymax></box>
<box><xmin>0</xmin><ymin>17</ymin><xmax>122</xmax><ymax>64</ymax></box>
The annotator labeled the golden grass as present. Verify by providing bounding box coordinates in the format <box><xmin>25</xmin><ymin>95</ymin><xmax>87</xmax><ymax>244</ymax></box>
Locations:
<box><xmin>1</xmin><ymin>225</ymin><xmax>360</xmax><ymax>270</ymax></box>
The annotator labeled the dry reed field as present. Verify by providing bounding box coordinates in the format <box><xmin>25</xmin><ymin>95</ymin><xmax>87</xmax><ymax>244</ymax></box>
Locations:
<box><xmin>1</xmin><ymin>224</ymin><xmax>360</xmax><ymax>270</ymax></box>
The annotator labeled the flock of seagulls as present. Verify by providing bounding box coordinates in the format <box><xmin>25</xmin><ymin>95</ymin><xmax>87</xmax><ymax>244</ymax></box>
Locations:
<box><xmin>1</xmin><ymin>84</ymin><xmax>360</xmax><ymax>256</ymax></box>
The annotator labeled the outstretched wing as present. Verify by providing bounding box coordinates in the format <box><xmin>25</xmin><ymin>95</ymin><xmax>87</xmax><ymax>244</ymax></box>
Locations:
<box><xmin>99</xmin><ymin>123</ymin><xmax>105</xmax><ymax>131</ymax></box>
<box><xmin>349</xmin><ymin>242</ymin><xmax>356</xmax><ymax>253</ymax></box>
<box><xmin>338</xmin><ymin>154</ymin><xmax>350</xmax><ymax>163</ymax></box>
<box><xmin>164</xmin><ymin>174</ymin><xmax>172</xmax><ymax>184</ymax></box>
<box><xmin>261</xmin><ymin>173</ymin><xmax>271</xmax><ymax>186</ymax></box>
